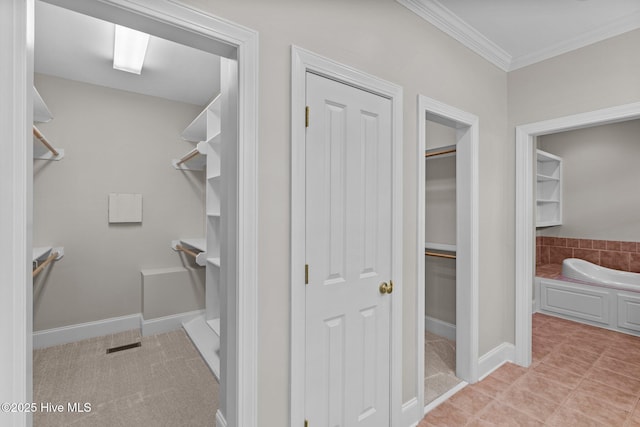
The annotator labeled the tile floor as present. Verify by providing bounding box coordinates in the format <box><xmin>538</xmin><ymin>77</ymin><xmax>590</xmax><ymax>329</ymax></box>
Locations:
<box><xmin>419</xmin><ymin>313</ymin><xmax>640</xmax><ymax>426</ymax></box>
<box><xmin>425</xmin><ymin>331</ymin><xmax>463</xmax><ymax>405</ymax></box>
<box><xmin>33</xmin><ymin>329</ymin><xmax>219</xmax><ymax>426</ymax></box>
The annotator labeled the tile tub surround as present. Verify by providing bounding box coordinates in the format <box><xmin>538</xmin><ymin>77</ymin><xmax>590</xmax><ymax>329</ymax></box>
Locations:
<box><xmin>537</xmin><ymin>236</ymin><xmax>640</xmax><ymax>273</ymax></box>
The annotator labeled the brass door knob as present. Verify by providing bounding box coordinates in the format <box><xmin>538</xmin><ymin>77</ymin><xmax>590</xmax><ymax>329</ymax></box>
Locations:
<box><xmin>379</xmin><ymin>282</ymin><xmax>390</xmax><ymax>294</ymax></box>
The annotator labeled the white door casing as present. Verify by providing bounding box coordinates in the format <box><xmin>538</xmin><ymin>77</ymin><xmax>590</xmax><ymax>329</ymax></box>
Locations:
<box><xmin>305</xmin><ymin>72</ymin><xmax>392</xmax><ymax>426</ymax></box>
<box><xmin>416</xmin><ymin>95</ymin><xmax>479</xmax><ymax>414</ymax></box>
<box><xmin>291</xmin><ymin>46</ymin><xmax>403</xmax><ymax>427</ymax></box>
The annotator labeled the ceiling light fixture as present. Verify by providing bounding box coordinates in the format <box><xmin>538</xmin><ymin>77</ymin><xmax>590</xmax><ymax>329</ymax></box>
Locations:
<box><xmin>113</xmin><ymin>24</ymin><xmax>150</xmax><ymax>74</ymax></box>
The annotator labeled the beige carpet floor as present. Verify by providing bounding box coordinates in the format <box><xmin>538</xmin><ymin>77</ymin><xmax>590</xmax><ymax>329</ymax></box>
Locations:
<box><xmin>33</xmin><ymin>329</ymin><xmax>219</xmax><ymax>427</ymax></box>
<box><xmin>425</xmin><ymin>331</ymin><xmax>462</xmax><ymax>405</ymax></box>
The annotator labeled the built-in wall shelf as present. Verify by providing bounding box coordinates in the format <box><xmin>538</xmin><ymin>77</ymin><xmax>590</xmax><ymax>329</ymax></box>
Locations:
<box><xmin>425</xmin><ymin>242</ymin><xmax>456</xmax><ymax>252</ymax></box>
<box><xmin>182</xmin><ymin>315</ymin><xmax>220</xmax><ymax>379</ymax></box>
<box><xmin>171</xmin><ymin>238</ymin><xmax>207</xmax><ymax>266</ymax></box>
<box><xmin>33</xmin><ymin>87</ymin><xmax>53</xmax><ymax>123</ymax></box>
<box><xmin>181</xmin><ymin>94</ymin><xmax>221</xmax><ymax>143</ymax></box>
<box><xmin>536</xmin><ymin>149</ymin><xmax>562</xmax><ymax>227</ymax></box>
<box><xmin>425</xmin><ymin>144</ymin><xmax>457</xmax><ymax>159</ymax></box>
<box><xmin>175</xmin><ymin>90</ymin><xmax>224</xmax><ymax>377</ymax></box>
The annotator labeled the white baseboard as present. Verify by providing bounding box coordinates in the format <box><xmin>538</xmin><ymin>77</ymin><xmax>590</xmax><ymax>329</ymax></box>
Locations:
<box><xmin>33</xmin><ymin>309</ymin><xmax>207</xmax><ymax>349</ymax></box>
<box><xmin>142</xmin><ymin>309</ymin><xmax>204</xmax><ymax>337</ymax></box>
<box><xmin>33</xmin><ymin>313</ymin><xmax>142</xmax><ymax>349</ymax></box>
<box><xmin>423</xmin><ymin>381</ymin><xmax>468</xmax><ymax>415</ymax></box>
<box><xmin>401</xmin><ymin>397</ymin><xmax>420</xmax><ymax>427</ymax></box>
<box><xmin>425</xmin><ymin>316</ymin><xmax>456</xmax><ymax>342</ymax></box>
<box><xmin>216</xmin><ymin>410</ymin><xmax>227</xmax><ymax>427</ymax></box>
<box><xmin>477</xmin><ymin>342</ymin><xmax>516</xmax><ymax>381</ymax></box>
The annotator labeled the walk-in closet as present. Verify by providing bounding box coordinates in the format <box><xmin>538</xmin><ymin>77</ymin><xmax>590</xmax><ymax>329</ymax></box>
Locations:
<box><xmin>424</xmin><ymin>116</ymin><xmax>462</xmax><ymax>404</ymax></box>
<box><xmin>31</xmin><ymin>1</ymin><xmax>234</xmax><ymax>424</ymax></box>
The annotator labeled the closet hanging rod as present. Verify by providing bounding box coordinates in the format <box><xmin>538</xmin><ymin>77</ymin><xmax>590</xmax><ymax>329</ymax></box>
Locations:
<box><xmin>175</xmin><ymin>244</ymin><xmax>200</xmax><ymax>259</ymax></box>
<box><xmin>425</xmin><ymin>250</ymin><xmax>456</xmax><ymax>259</ymax></box>
<box><xmin>32</xmin><ymin>251</ymin><xmax>59</xmax><ymax>278</ymax></box>
<box><xmin>425</xmin><ymin>147</ymin><xmax>456</xmax><ymax>158</ymax></box>
<box><xmin>176</xmin><ymin>148</ymin><xmax>200</xmax><ymax>166</ymax></box>
<box><xmin>33</xmin><ymin>126</ymin><xmax>59</xmax><ymax>157</ymax></box>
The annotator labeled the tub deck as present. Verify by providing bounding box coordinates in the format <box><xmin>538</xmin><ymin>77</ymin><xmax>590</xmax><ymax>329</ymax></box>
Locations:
<box><xmin>534</xmin><ymin>263</ymin><xmax>640</xmax><ymax>337</ymax></box>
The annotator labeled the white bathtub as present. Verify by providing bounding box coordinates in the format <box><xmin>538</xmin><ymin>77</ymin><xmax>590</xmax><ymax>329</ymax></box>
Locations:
<box><xmin>561</xmin><ymin>258</ymin><xmax>640</xmax><ymax>291</ymax></box>
<box><xmin>535</xmin><ymin>259</ymin><xmax>640</xmax><ymax>336</ymax></box>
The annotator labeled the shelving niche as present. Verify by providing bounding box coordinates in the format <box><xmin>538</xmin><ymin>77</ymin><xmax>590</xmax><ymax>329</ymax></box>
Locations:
<box><xmin>171</xmin><ymin>94</ymin><xmax>223</xmax><ymax>379</ymax></box>
<box><xmin>536</xmin><ymin>149</ymin><xmax>562</xmax><ymax>227</ymax></box>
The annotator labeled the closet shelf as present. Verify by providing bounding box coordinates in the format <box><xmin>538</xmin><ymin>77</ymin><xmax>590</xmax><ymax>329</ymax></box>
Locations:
<box><xmin>32</xmin><ymin>246</ymin><xmax>64</xmax><ymax>278</ymax></box>
<box><xmin>536</xmin><ymin>173</ymin><xmax>559</xmax><ymax>182</ymax></box>
<box><xmin>171</xmin><ymin>239</ymin><xmax>207</xmax><ymax>266</ymax></box>
<box><xmin>172</xmin><ymin>141</ymin><xmax>207</xmax><ymax>171</ymax></box>
<box><xmin>425</xmin><ymin>242</ymin><xmax>456</xmax><ymax>252</ymax></box>
<box><xmin>33</xmin><ymin>87</ymin><xmax>53</xmax><ymax>123</ymax></box>
<box><xmin>32</xmin><ymin>88</ymin><xmax>64</xmax><ymax>161</ymax></box>
<box><xmin>181</xmin><ymin>94</ymin><xmax>222</xmax><ymax>142</ymax></box>
<box><xmin>207</xmin><ymin>318</ymin><xmax>220</xmax><ymax>336</ymax></box>
<box><xmin>207</xmin><ymin>257</ymin><xmax>221</xmax><ymax>267</ymax></box>
<box><xmin>425</xmin><ymin>144</ymin><xmax>456</xmax><ymax>159</ymax></box>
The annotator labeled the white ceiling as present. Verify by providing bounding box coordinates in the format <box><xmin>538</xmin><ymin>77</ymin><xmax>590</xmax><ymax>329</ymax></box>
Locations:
<box><xmin>398</xmin><ymin>0</ymin><xmax>640</xmax><ymax>71</ymax></box>
<box><xmin>35</xmin><ymin>1</ymin><xmax>220</xmax><ymax>107</ymax></box>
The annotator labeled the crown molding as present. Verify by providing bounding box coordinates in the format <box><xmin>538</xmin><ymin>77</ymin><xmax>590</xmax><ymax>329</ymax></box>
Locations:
<box><xmin>397</xmin><ymin>0</ymin><xmax>511</xmax><ymax>71</ymax></box>
<box><xmin>398</xmin><ymin>0</ymin><xmax>640</xmax><ymax>72</ymax></box>
<box><xmin>509</xmin><ymin>9</ymin><xmax>640</xmax><ymax>70</ymax></box>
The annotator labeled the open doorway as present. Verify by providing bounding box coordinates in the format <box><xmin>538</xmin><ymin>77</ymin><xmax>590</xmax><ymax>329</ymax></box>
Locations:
<box><xmin>2</xmin><ymin>1</ymin><xmax>258</xmax><ymax>425</ymax></box>
<box><xmin>417</xmin><ymin>95</ymin><xmax>479</xmax><ymax>412</ymax></box>
<box><xmin>514</xmin><ymin>102</ymin><xmax>640</xmax><ymax>367</ymax></box>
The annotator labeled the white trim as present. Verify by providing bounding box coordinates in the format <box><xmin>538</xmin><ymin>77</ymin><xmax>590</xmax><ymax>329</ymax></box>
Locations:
<box><xmin>477</xmin><ymin>342</ymin><xmax>516</xmax><ymax>381</ymax></box>
<box><xmin>396</xmin><ymin>0</ymin><xmax>511</xmax><ymax>71</ymax></box>
<box><xmin>397</xmin><ymin>0</ymin><xmax>640</xmax><ymax>72</ymax></box>
<box><xmin>423</xmin><ymin>381</ymin><xmax>467</xmax><ymax>415</ymax></box>
<box><xmin>425</xmin><ymin>316</ymin><xmax>456</xmax><ymax>342</ymax></box>
<box><xmin>33</xmin><ymin>314</ymin><xmax>142</xmax><ymax>349</ymax></box>
<box><xmin>290</xmin><ymin>45</ymin><xmax>404</xmax><ymax>427</ymax></box>
<box><xmin>216</xmin><ymin>411</ymin><xmax>228</xmax><ymax>427</ymax></box>
<box><xmin>510</xmin><ymin>10</ymin><xmax>640</xmax><ymax>70</ymax></box>
<box><xmin>142</xmin><ymin>309</ymin><xmax>204</xmax><ymax>337</ymax></box>
<box><xmin>514</xmin><ymin>102</ymin><xmax>640</xmax><ymax>367</ymax></box>
<box><xmin>0</xmin><ymin>2</ymin><xmax>33</xmax><ymax>425</ymax></box>
<box><xmin>8</xmin><ymin>2</ymin><xmax>259</xmax><ymax>426</ymax></box>
<box><xmin>401</xmin><ymin>397</ymin><xmax>420</xmax><ymax>427</ymax></box>
<box><xmin>417</xmin><ymin>95</ymin><xmax>479</xmax><ymax>417</ymax></box>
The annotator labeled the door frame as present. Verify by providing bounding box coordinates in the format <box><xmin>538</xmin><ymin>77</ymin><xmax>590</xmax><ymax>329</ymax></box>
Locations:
<box><xmin>290</xmin><ymin>45</ymin><xmax>403</xmax><ymax>427</ymax></box>
<box><xmin>416</xmin><ymin>95</ymin><xmax>479</xmax><ymax>411</ymax></box>
<box><xmin>514</xmin><ymin>101</ymin><xmax>640</xmax><ymax>367</ymax></box>
<box><xmin>1</xmin><ymin>1</ymin><xmax>258</xmax><ymax>426</ymax></box>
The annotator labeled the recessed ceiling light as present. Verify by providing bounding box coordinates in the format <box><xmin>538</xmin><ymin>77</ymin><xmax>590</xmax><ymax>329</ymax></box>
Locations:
<box><xmin>113</xmin><ymin>24</ymin><xmax>150</xmax><ymax>75</ymax></box>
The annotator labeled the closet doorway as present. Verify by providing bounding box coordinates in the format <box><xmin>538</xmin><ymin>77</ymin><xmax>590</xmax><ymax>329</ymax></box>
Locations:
<box><xmin>3</xmin><ymin>0</ymin><xmax>258</xmax><ymax>425</ymax></box>
<box><xmin>417</xmin><ymin>95</ymin><xmax>479</xmax><ymax>412</ymax></box>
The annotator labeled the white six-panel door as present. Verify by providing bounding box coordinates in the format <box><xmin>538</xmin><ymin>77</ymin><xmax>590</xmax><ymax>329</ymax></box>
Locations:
<box><xmin>304</xmin><ymin>72</ymin><xmax>393</xmax><ymax>427</ymax></box>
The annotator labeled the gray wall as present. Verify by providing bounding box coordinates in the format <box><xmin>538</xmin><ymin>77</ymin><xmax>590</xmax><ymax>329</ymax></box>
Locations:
<box><xmin>538</xmin><ymin>119</ymin><xmax>640</xmax><ymax>241</ymax></box>
<box><xmin>182</xmin><ymin>0</ymin><xmax>509</xmax><ymax>419</ymax></box>
<box><xmin>33</xmin><ymin>73</ymin><xmax>206</xmax><ymax>331</ymax></box>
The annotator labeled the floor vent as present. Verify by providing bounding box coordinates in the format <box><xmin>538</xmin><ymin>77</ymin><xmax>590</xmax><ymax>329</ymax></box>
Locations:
<box><xmin>106</xmin><ymin>342</ymin><xmax>141</xmax><ymax>354</ymax></box>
